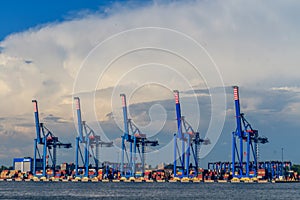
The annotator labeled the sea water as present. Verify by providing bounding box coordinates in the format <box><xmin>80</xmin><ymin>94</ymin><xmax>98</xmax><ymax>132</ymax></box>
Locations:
<box><xmin>0</xmin><ymin>182</ymin><xmax>299</xmax><ymax>199</ymax></box>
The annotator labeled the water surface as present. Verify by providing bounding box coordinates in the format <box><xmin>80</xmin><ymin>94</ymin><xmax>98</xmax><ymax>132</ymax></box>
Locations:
<box><xmin>0</xmin><ymin>182</ymin><xmax>299</xmax><ymax>199</ymax></box>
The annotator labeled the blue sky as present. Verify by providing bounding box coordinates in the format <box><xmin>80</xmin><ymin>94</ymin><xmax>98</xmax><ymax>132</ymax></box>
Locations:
<box><xmin>0</xmin><ymin>0</ymin><xmax>300</xmax><ymax>167</ymax></box>
<box><xmin>0</xmin><ymin>0</ymin><xmax>150</xmax><ymax>41</ymax></box>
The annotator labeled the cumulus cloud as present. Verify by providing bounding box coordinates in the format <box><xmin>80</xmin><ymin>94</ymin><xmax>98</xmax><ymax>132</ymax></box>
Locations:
<box><xmin>0</xmin><ymin>0</ymin><xmax>300</xmax><ymax>165</ymax></box>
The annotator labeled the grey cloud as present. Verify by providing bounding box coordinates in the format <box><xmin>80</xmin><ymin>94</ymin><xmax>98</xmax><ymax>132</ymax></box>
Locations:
<box><xmin>183</xmin><ymin>88</ymin><xmax>209</xmax><ymax>95</ymax></box>
<box><xmin>44</xmin><ymin>114</ymin><xmax>69</xmax><ymax>124</ymax></box>
<box><xmin>24</xmin><ymin>60</ymin><xmax>33</xmax><ymax>64</ymax></box>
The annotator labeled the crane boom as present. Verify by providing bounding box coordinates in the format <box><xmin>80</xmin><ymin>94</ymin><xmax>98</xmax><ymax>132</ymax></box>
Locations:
<box><xmin>120</xmin><ymin>93</ymin><xmax>133</xmax><ymax>176</ymax></box>
<box><xmin>233</xmin><ymin>86</ymin><xmax>243</xmax><ymax>137</ymax></box>
<box><xmin>174</xmin><ymin>90</ymin><xmax>183</xmax><ymax>139</ymax></box>
<box><xmin>120</xmin><ymin>94</ymin><xmax>130</xmax><ymax>139</ymax></box>
<box><xmin>32</xmin><ymin>100</ymin><xmax>41</xmax><ymax>144</ymax></box>
<box><xmin>74</xmin><ymin>97</ymin><xmax>84</xmax><ymax>142</ymax></box>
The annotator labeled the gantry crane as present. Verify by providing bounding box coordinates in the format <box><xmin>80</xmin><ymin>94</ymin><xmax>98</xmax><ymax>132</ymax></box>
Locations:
<box><xmin>32</xmin><ymin>100</ymin><xmax>72</xmax><ymax>177</ymax></box>
<box><xmin>231</xmin><ymin>86</ymin><xmax>268</xmax><ymax>178</ymax></box>
<box><xmin>120</xmin><ymin>94</ymin><xmax>158</xmax><ymax>177</ymax></box>
<box><xmin>173</xmin><ymin>90</ymin><xmax>209</xmax><ymax>177</ymax></box>
<box><xmin>74</xmin><ymin>97</ymin><xmax>113</xmax><ymax>177</ymax></box>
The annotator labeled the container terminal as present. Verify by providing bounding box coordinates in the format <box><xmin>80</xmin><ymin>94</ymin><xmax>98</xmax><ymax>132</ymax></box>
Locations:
<box><xmin>0</xmin><ymin>86</ymin><xmax>299</xmax><ymax>183</ymax></box>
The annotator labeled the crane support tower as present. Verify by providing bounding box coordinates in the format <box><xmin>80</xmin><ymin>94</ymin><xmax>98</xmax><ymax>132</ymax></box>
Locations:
<box><xmin>74</xmin><ymin>97</ymin><xmax>113</xmax><ymax>177</ymax></box>
<box><xmin>231</xmin><ymin>86</ymin><xmax>268</xmax><ymax>178</ymax></box>
<box><xmin>32</xmin><ymin>100</ymin><xmax>72</xmax><ymax>177</ymax></box>
<box><xmin>120</xmin><ymin>94</ymin><xmax>158</xmax><ymax>177</ymax></box>
<box><xmin>173</xmin><ymin>90</ymin><xmax>209</xmax><ymax>177</ymax></box>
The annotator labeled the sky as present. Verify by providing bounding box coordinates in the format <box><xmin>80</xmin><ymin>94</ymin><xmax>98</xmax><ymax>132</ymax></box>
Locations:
<box><xmin>0</xmin><ymin>0</ymin><xmax>150</xmax><ymax>41</ymax></box>
<box><xmin>0</xmin><ymin>0</ymin><xmax>300</xmax><ymax>168</ymax></box>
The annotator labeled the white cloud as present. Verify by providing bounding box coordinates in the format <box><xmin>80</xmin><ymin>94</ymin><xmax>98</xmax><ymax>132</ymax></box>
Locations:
<box><xmin>271</xmin><ymin>86</ymin><xmax>300</xmax><ymax>93</ymax></box>
<box><xmin>0</xmin><ymin>79</ymin><xmax>11</xmax><ymax>96</ymax></box>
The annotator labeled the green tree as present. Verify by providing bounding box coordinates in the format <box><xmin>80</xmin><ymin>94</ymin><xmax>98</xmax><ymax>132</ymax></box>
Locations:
<box><xmin>0</xmin><ymin>165</ymin><xmax>8</xmax><ymax>172</ymax></box>
<box><xmin>291</xmin><ymin>164</ymin><xmax>300</xmax><ymax>174</ymax></box>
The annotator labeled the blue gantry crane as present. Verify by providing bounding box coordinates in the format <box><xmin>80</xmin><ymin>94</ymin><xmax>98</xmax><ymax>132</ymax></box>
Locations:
<box><xmin>74</xmin><ymin>97</ymin><xmax>113</xmax><ymax>177</ymax></box>
<box><xmin>173</xmin><ymin>90</ymin><xmax>209</xmax><ymax>177</ymax></box>
<box><xmin>120</xmin><ymin>94</ymin><xmax>158</xmax><ymax>177</ymax></box>
<box><xmin>32</xmin><ymin>100</ymin><xmax>72</xmax><ymax>177</ymax></box>
<box><xmin>231</xmin><ymin>86</ymin><xmax>268</xmax><ymax>178</ymax></box>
